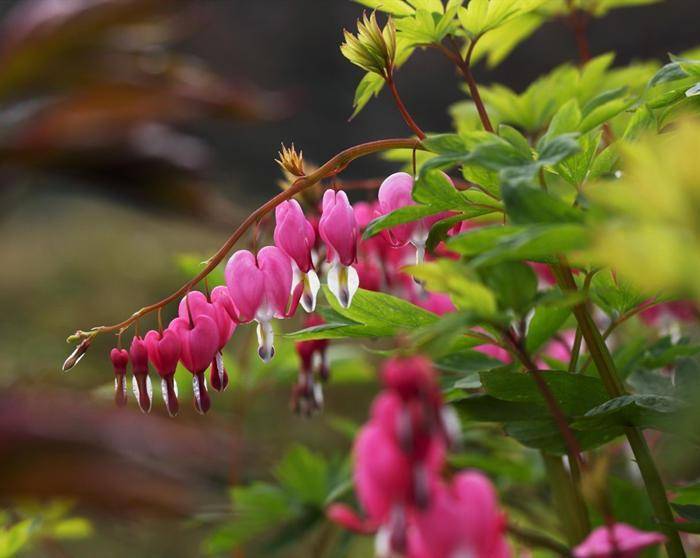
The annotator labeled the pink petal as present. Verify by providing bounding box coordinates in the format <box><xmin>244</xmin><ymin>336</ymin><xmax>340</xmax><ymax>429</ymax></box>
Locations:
<box><xmin>144</xmin><ymin>328</ymin><xmax>181</xmax><ymax>377</ymax></box>
<box><xmin>274</xmin><ymin>200</ymin><xmax>316</xmax><ymax>272</ymax></box>
<box><xmin>225</xmin><ymin>250</ymin><xmax>265</xmax><ymax>322</ymax></box>
<box><xmin>170</xmin><ymin>315</ymin><xmax>219</xmax><ymax>374</ymax></box>
<box><xmin>258</xmin><ymin>245</ymin><xmax>293</xmax><ymax>318</ymax></box>
<box><xmin>320</xmin><ymin>189</ymin><xmax>358</xmax><ymax>265</ymax></box>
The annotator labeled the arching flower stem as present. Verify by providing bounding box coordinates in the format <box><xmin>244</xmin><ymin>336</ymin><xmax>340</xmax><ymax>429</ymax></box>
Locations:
<box><xmin>69</xmin><ymin>138</ymin><xmax>423</xmax><ymax>343</ymax></box>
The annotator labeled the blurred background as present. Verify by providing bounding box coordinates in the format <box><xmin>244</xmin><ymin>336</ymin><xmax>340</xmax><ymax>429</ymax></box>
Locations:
<box><xmin>0</xmin><ymin>0</ymin><xmax>698</xmax><ymax>556</ymax></box>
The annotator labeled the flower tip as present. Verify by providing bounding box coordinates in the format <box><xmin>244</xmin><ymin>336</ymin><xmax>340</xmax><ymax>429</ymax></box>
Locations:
<box><xmin>62</xmin><ymin>337</ymin><xmax>92</xmax><ymax>372</ymax></box>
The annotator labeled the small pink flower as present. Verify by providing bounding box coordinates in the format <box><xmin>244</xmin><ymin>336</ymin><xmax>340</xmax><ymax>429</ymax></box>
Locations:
<box><xmin>169</xmin><ymin>314</ymin><xmax>219</xmax><ymax>414</ymax></box>
<box><xmin>377</xmin><ymin>172</ymin><xmax>416</xmax><ymax>247</ymax></box>
<box><xmin>573</xmin><ymin>523</ymin><xmax>666</xmax><ymax>558</ymax></box>
<box><xmin>376</xmin><ymin>172</ymin><xmax>452</xmax><ymax>264</ymax></box>
<box><xmin>474</xmin><ymin>343</ymin><xmax>512</xmax><ymax>364</ymax></box>
<box><xmin>110</xmin><ymin>348</ymin><xmax>129</xmax><ymax>408</ymax></box>
<box><xmin>178</xmin><ymin>288</ymin><xmax>236</xmax><ymax>391</ymax></box>
<box><xmin>319</xmin><ymin>189</ymin><xmax>359</xmax><ymax>308</ymax></box>
<box><xmin>144</xmin><ymin>329</ymin><xmax>181</xmax><ymax>416</ymax></box>
<box><xmin>225</xmin><ymin>246</ymin><xmax>293</xmax><ymax>362</ymax></box>
<box><xmin>274</xmin><ymin>200</ymin><xmax>321</xmax><ymax>312</ymax></box>
<box><xmin>409</xmin><ymin>472</ymin><xmax>510</xmax><ymax>558</ymax></box>
<box><xmin>129</xmin><ymin>336</ymin><xmax>152</xmax><ymax>414</ymax></box>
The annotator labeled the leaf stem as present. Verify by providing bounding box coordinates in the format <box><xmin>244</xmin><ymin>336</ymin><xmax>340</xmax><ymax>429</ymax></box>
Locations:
<box><xmin>542</xmin><ymin>453</ymin><xmax>590</xmax><ymax>546</ymax></box>
<box><xmin>435</xmin><ymin>38</ymin><xmax>494</xmax><ymax>133</ymax></box>
<box><xmin>551</xmin><ymin>262</ymin><xmax>687</xmax><ymax>558</ymax></box>
<box><xmin>73</xmin><ymin>137</ymin><xmax>423</xmax><ymax>340</ymax></box>
<box><xmin>385</xmin><ymin>72</ymin><xmax>426</xmax><ymax>139</ymax></box>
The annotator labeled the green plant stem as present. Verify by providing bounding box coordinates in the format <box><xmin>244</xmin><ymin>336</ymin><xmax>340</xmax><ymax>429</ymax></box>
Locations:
<box><xmin>552</xmin><ymin>262</ymin><xmax>687</xmax><ymax>558</ymax></box>
<box><xmin>507</xmin><ymin>521</ymin><xmax>572</xmax><ymax>557</ymax></box>
<box><xmin>568</xmin><ymin>327</ymin><xmax>583</xmax><ymax>373</ymax></box>
<box><xmin>72</xmin><ymin>137</ymin><xmax>423</xmax><ymax>340</ymax></box>
<box><xmin>543</xmin><ymin>453</ymin><xmax>590</xmax><ymax>546</ymax></box>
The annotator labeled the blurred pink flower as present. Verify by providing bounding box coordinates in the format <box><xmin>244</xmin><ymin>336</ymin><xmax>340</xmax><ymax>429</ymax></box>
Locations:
<box><xmin>409</xmin><ymin>472</ymin><xmax>510</xmax><ymax>558</ymax></box>
<box><xmin>573</xmin><ymin>523</ymin><xmax>665</xmax><ymax>558</ymax></box>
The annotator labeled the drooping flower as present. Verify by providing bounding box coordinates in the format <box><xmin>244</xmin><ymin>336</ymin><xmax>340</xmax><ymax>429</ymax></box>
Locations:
<box><xmin>330</xmin><ymin>356</ymin><xmax>457</xmax><ymax>556</ymax></box>
<box><xmin>129</xmin><ymin>336</ymin><xmax>152</xmax><ymax>414</ymax></box>
<box><xmin>292</xmin><ymin>314</ymin><xmax>330</xmax><ymax>416</ymax></box>
<box><xmin>319</xmin><ymin>189</ymin><xmax>359</xmax><ymax>308</ymax></box>
<box><xmin>169</xmin><ymin>312</ymin><xmax>219</xmax><ymax>414</ymax></box>
<box><xmin>225</xmin><ymin>246</ymin><xmax>293</xmax><ymax>362</ymax></box>
<box><xmin>409</xmin><ymin>472</ymin><xmax>510</xmax><ymax>558</ymax></box>
<box><xmin>376</xmin><ymin>172</ymin><xmax>451</xmax><ymax>264</ymax></box>
<box><xmin>573</xmin><ymin>523</ymin><xmax>665</xmax><ymax>558</ymax></box>
<box><xmin>144</xmin><ymin>328</ymin><xmax>181</xmax><ymax>416</ymax></box>
<box><xmin>275</xmin><ymin>199</ymin><xmax>320</xmax><ymax>313</ymax></box>
<box><xmin>209</xmin><ymin>286</ymin><xmax>237</xmax><ymax>391</ymax></box>
<box><xmin>177</xmin><ymin>289</ymin><xmax>236</xmax><ymax>391</ymax></box>
<box><xmin>110</xmin><ymin>347</ymin><xmax>129</xmax><ymax>408</ymax></box>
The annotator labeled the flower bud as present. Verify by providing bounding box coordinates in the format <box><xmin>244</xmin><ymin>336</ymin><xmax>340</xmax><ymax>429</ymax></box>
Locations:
<box><xmin>62</xmin><ymin>337</ymin><xmax>92</xmax><ymax>372</ymax></box>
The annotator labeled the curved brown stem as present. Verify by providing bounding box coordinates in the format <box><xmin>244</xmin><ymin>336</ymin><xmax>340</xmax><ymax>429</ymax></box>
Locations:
<box><xmin>436</xmin><ymin>38</ymin><xmax>494</xmax><ymax>133</ymax></box>
<box><xmin>72</xmin><ymin>137</ymin><xmax>423</xmax><ymax>340</ymax></box>
<box><xmin>385</xmin><ymin>73</ymin><xmax>426</xmax><ymax>139</ymax></box>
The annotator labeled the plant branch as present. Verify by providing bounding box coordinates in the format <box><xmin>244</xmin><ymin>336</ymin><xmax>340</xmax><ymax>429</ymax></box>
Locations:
<box><xmin>502</xmin><ymin>327</ymin><xmax>587</xmax><ymax>469</ymax></box>
<box><xmin>435</xmin><ymin>38</ymin><xmax>494</xmax><ymax>133</ymax></box>
<box><xmin>564</xmin><ymin>0</ymin><xmax>591</xmax><ymax>64</ymax></box>
<box><xmin>71</xmin><ymin>137</ymin><xmax>423</xmax><ymax>341</ymax></box>
<box><xmin>551</xmin><ymin>261</ymin><xmax>687</xmax><ymax>558</ymax></box>
<box><xmin>385</xmin><ymin>72</ymin><xmax>426</xmax><ymax>139</ymax></box>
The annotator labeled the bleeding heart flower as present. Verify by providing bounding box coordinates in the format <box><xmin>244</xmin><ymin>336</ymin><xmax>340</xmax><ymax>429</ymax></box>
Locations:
<box><xmin>144</xmin><ymin>329</ymin><xmax>181</xmax><ymax>416</ymax></box>
<box><xmin>129</xmin><ymin>336</ymin><xmax>152</xmax><ymax>414</ymax></box>
<box><xmin>409</xmin><ymin>472</ymin><xmax>510</xmax><ymax>558</ymax></box>
<box><xmin>573</xmin><ymin>523</ymin><xmax>665</xmax><ymax>558</ymax></box>
<box><xmin>225</xmin><ymin>246</ymin><xmax>293</xmax><ymax>362</ymax></box>
<box><xmin>376</xmin><ymin>172</ymin><xmax>451</xmax><ymax>264</ymax></box>
<box><xmin>275</xmin><ymin>200</ymin><xmax>321</xmax><ymax>313</ymax></box>
<box><xmin>292</xmin><ymin>315</ymin><xmax>330</xmax><ymax>416</ymax></box>
<box><xmin>179</xmin><ymin>288</ymin><xmax>236</xmax><ymax>391</ymax></box>
<box><xmin>319</xmin><ymin>189</ymin><xmax>359</xmax><ymax>308</ymax></box>
<box><xmin>169</xmin><ymin>314</ymin><xmax>219</xmax><ymax>414</ymax></box>
<box><xmin>110</xmin><ymin>348</ymin><xmax>129</xmax><ymax>408</ymax></box>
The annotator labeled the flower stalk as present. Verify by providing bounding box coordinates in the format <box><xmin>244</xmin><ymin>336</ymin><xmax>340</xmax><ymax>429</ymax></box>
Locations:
<box><xmin>70</xmin><ymin>137</ymin><xmax>423</xmax><ymax>342</ymax></box>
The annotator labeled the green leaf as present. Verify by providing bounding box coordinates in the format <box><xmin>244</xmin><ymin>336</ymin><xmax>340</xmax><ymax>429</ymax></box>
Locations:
<box><xmin>588</xmin><ymin>270</ymin><xmax>645</xmax><ymax>317</ymax></box>
<box><xmin>505</xmin><ymin>420</ymin><xmax>623</xmax><ymax>453</ymax></box>
<box><xmin>353</xmin><ymin>0</ymin><xmax>415</xmax><ymax>16</ymax></box>
<box><xmin>414</xmin><ymin>168</ymin><xmax>467</xmax><ymax>208</ymax></box>
<box><xmin>526</xmin><ymin>305</ymin><xmax>571</xmax><ymax>353</ymax></box>
<box><xmin>449</xmin><ymin>223</ymin><xmax>589</xmax><ymax>266</ymax></box>
<box><xmin>555</xmin><ymin>131</ymin><xmax>601</xmax><ymax>186</ymax></box>
<box><xmin>274</xmin><ymin>445</ymin><xmax>330</xmax><ymax>506</ymax></box>
<box><xmin>672</xmin><ymin>504</ymin><xmax>700</xmax><ymax>523</ymax></box>
<box><xmin>350</xmin><ymin>72</ymin><xmax>385</xmax><ymax>119</ymax></box>
<box><xmin>325</xmin><ymin>286</ymin><xmax>439</xmax><ymax>331</ymax></box>
<box><xmin>502</xmin><ymin>183</ymin><xmax>584</xmax><ymax>225</ymax></box>
<box><xmin>571</xmin><ymin>394</ymin><xmax>687</xmax><ymax>432</ymax></box>
<box><xmin>481</xmin><ymin>369</ymin><xmax>610</xmax><ymax>415</ymax></box>
<box><xmin>407</xmin><ymin>259</ymin><xmax>497</xmax><ymax>316</ymax></box>
<box><xmin>205</xmin><ymin>484</ymin><xmax>293</xmax><ymax>553</ymax></box>
<box><xmin>673</xmin><ymin>482</ymin><xmax>700</xmax><ymax>506</ymax></box>
<box><xmin>578</xmin><ymin>95</ymin><xmax>634</xmax><ymax>133</ymax></box>
<box><xmin>363</xmin><ymin>204</ymin><xmax>444</xmax><ymax>239</ymax></box>
<box><xmin>478</xmin><ymin>261</ymin><xmax>537</xmax><ymax>313</ymax></box>
<box><xmin>436</xmin><ymin>349</ymin><xmax>504</xmax><ymax>389</ymax></box>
